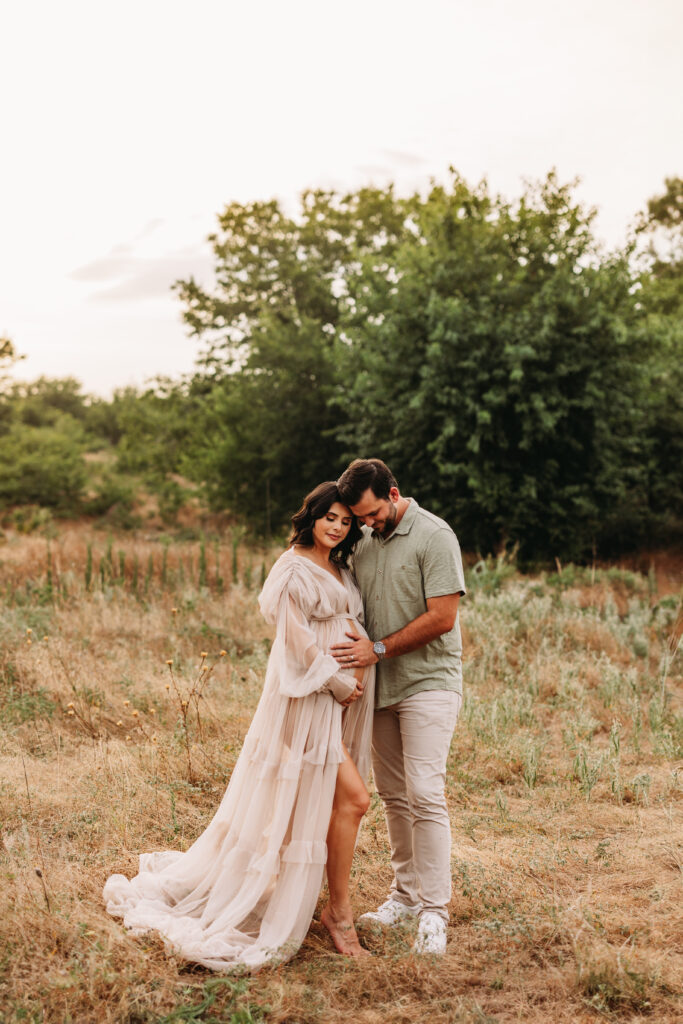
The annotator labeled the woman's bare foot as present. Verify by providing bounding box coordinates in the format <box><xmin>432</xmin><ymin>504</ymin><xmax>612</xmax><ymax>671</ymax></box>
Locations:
<box><xmin>321</xmin><ymin>904</ymin><xmax>371</xmax><ymax>958</ymax></box>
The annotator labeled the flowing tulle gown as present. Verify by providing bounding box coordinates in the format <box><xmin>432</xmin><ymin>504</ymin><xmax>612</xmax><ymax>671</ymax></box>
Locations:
<box><xmin>103</xmin><ymin>548</ymin><xmax>375</xmax><ymax>971</ymax></box>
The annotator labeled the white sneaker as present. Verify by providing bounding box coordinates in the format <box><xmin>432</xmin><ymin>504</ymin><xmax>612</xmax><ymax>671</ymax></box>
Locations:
<box><xmin>357</xmin><ymin>897</ymin><xmax>420</xmax><ymax>928</ymax></box>
<box><xmin>412</xmin><ymin>912</ymin><xmax>447</xmax><ymax>954</ymax></box>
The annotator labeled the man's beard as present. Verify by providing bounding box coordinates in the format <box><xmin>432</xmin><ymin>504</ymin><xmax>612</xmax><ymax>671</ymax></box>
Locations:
<box><xmin>378</xmin><ymin>502</ymin><xmax>398</xmax><ymax>536</ymax></box>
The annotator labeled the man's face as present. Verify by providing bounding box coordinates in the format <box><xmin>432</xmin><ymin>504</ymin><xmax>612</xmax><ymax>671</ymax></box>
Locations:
<box><xmin>350</xmin><ymin>487</ymin><xmax>399</xmax><ymax>536</ymax></box>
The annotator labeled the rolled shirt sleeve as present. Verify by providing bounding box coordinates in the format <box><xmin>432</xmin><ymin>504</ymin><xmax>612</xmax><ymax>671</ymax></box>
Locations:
<box><xmin>422</xmin><ymin>529</ymin><xmax>466</xmax><ymax>600</ymax></box>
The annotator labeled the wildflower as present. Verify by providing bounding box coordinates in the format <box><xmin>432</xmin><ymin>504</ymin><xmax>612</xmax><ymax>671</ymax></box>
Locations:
<box><xmin>132</xmin><ymin>710</ymin><xmax>139</xmax><ymax>718</ymax></box>
<box><xmin>26</xmin><ymin>639</ymin><xmax>32</xmax><ymax>646</ymax></box>
<box><xmin>171</xmin><ymin>608</ymin><xmax>178</xmax><ymax>615</ymax></box>
<box><xmin>43</xmin><ymin>636</ymin><xmax>48</xmax><ymax>641</ymax></box>
<box><xmin>200</xmin><ymin>652</ymin><xmax>208</xmax><ymax>659</ymax></box>
<box><xmin>26</xmin><ymin>628</ymin><xmax>32</xmax><ymax>635</ymax></box>
<box><xmin>149</xmin><ymin>707</ymin><xmax>156</xmax><ymax>715</ymax></box>
<box><xmin>220</xmin><ymin>650</ymin><xmax>227</xmax><ymax>657</ymax></box>
<box><xmin>165</xmin><ymin>684</ymin><xmax>170</xmax><ymax>691</ymax></box>
<box><xmin>152</xmin><ymin>735</ymin><xmax>158</xmax><ymax>744</ymax></box>
<box><xmin>181</xmin><ymin>700</ymin><xmax>188</xmax><ymax>708</ymax></box>
<box><xmin>126</xmin><ymin>735</ymin><xmax>131</xmax><ymax>741</ymax></box>
<box><xmin>166</xmin><ymin>659</ymin><xmax>173</xmax><ymax>666</ymax></box>
<box><xmin>67</xmin><ymin>710</ymin><xmax>75</xmax><ymax>716</ymax></box>
<box><xmin>67</xmin><ymin>702</ymin><xmax>74</xmax><ymax>708</ymax></box>
<box><xmin>123</xmin><ymin>699</ymin><xmax>130</xmax><ymax>706</ymax></box>
<box><xmin>116</xmin><ymin>720</ymin><xmax>123</xmax><ymax>727</ymax></box>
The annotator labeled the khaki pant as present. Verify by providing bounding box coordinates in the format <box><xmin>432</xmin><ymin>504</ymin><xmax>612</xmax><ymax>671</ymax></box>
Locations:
<box><xmin>372</xmin><ymin>689</ymin><xmax>461</xmax><ymax>922</ymax></box>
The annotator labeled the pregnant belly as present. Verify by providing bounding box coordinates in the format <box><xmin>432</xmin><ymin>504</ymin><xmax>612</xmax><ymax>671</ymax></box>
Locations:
<box><xmin>345</xmin><ymin>617</ymin><xmax>365</xmax><ymax>685</ymax></box>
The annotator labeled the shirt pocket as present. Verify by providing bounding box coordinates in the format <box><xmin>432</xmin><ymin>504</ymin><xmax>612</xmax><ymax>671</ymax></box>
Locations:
<box><xmin>390</xmin><ymin>565</ymin><xmax>424</xmax><ymax>609</ymax></box>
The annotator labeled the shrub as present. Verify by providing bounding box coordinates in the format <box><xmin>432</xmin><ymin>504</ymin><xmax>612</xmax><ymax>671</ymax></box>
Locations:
<box><xmin>0</xmin><ymin>423</ymin><xmax>86</xmax><ymax>512</ymax></box>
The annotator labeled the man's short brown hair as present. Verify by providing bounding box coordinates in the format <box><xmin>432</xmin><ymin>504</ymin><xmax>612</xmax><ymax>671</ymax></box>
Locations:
<box><xmin>337</xmin><ymin>458</ymin><xmax>398</xmax><ymax>506</ymax></box>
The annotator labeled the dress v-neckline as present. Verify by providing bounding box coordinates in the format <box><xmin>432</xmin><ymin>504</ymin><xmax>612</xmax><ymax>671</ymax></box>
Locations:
<box><xmin>289</xmin><ymin>548</ymin><xmax>349</xmax><ymax>596</ymax></box>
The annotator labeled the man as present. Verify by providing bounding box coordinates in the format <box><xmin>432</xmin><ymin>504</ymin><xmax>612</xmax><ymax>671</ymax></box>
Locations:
<box><xmin>332</xmin><ymin>458</ymin><xmax>465</xmax><ymax>955</ymax></box>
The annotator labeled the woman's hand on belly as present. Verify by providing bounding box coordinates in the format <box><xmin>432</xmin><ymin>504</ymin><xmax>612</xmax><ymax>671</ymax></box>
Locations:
<box><xmin>340</xmin><ymin>679</ymin><xmax>365</xmax><ymax>707</ymax></box>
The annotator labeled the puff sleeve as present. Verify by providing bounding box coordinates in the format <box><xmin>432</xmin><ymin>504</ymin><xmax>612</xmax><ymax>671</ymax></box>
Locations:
<box><xmin>258</xmin><ymin>554</ymin><xmax>357</xmax><ymax>703</ymax></box>
<box><xmin>280</xmin><ymin>595</ymin><xmax>357</xmax><ymax>702</ymax></box>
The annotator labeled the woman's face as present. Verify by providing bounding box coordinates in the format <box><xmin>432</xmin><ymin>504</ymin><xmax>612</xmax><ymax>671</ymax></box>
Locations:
<box><xmin>312</xmin><ymin>501</ymin><xmax>353</xmax><ymax>551</ymax></box>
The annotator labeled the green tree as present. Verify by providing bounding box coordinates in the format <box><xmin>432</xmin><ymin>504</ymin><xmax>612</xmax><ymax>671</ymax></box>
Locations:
<box><xmin>634</xmin><ymin>176</ymin><xmax>683</xmax><ymax>540</ymax></box>
<box><xmin>0</xmin><ymin>422</ymin><xmax>87</xmax><ymax>510</ymax></box>
<box><xmin>113</xmin><ymin>382</ymin><xmax>194</xmax><ymax>477</ymax></box>
<box><xmin>171</xmin><ymin>172</ymin><xmax>680</xmax><ymax>557</ymax></box>
<box><xmin>175</xmin><ymin>188</ymin><xmax>406</xmax><ymax>528</ymax></box>
<box><xmin>0</xmin><ymin>336</ymin><xmax>22</xmax><ymax>388</ymax></box>
<box><xmin>4</xmin><ymin>377</ymin><xmax>87</xmax><ymax>428</ymax></box>
<box><xmin>0</xmin><ymin>337</ymin><xmax>23</xmax><ymax>432</ymax></box>
<box><xmin>338</xmin><ymin>172</ymin><xmax>655</xmax><ymax>561</ymax></box>
<box><xmin>186</xmin><ymin>314</ymin><xmax>343</xmax><ymax>534</ymax></box>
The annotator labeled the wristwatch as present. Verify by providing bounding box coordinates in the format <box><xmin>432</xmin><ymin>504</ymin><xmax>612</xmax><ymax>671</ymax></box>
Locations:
<box><xmin>373</xmin><ymin>640</ymin><xmax>386</xmax><ymax>661</ymax></box>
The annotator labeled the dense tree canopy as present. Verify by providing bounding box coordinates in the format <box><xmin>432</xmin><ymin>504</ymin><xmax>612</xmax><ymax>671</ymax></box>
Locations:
<box><xmin>172</xmin><ymin>171</ymin><xmax>681</xmax><ymax>559</ymax></box>
<box><xmin>173</xmin><ymin>188</ymin><xmax>407</xmax><ymax>530</ymax></box>
<box><xmin>337</xmin><ymin>174</ymin><xmax>655</xmax><ymax>559</ymax></box>
<box><xmin>1</xmin><ymin>172</ymin><xmax>680</xmax><ymax>560</ymax></box>
<box><xmin>633</xmin><ymin>176</ymin><xmax>683</xmax><ymax>543</ymax></box>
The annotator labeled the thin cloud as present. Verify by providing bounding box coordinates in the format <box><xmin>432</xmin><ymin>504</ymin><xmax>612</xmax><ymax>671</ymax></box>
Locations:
<box><xmin>382</xmin><ymin>150</ymin><xmax>428</xmax><ymax>167</ymax></box>
<box><xmin>70</xmin><ymin>253</ymin><xmax>135</xmax><ymax>282</ymax></box>
<box><xmin>135</xmin><ymin>217</ymin><xmax>165</xmax><ymax>240</ymax></box>
<box><xmin>355</xmin><ymin>163</ymin><xmax>393</xmax><ymax>178</ymax></box>
<box><xmin>89</xmin><ymin>253</ymin><xmax>214</xmax><ymax>303</ymax></box>
<box><xmin>70</xmin><ymin>220</ymin><xmax>166</xmax><ymax>282</ymax></box>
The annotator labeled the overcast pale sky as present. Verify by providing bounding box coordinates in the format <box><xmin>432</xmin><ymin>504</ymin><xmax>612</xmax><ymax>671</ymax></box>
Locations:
<box><xmin>1</xmin><ymin>0</ymin><xmax>681</xmax><ymax>396</ymax></box>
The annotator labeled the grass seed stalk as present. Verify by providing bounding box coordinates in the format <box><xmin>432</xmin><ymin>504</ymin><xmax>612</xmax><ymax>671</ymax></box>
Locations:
<box><xmin>0</xmin><ymin>526</ymin><xmax>680</xmax><ymax>1023</ymax></box>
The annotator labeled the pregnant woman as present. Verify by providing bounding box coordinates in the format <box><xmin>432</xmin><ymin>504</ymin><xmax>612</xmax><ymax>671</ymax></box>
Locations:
<box><xmin>103</xmin><ymin>482</ymin><xmax>375</xmax><ymax>971</ymax></box>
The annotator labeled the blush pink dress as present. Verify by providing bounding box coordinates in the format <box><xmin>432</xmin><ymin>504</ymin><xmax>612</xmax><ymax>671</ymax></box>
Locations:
<box><xmin>103</xmin><ymin>548</ymin><xmax>374</xmax><ymax>971</ymax></box>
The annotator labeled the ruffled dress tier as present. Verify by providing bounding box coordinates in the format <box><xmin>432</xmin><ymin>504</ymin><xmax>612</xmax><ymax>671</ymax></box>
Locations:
<box><xmin>103</xmin><ymin>548</ymin><xmax>375</xmax><ymax>971</ymax></box>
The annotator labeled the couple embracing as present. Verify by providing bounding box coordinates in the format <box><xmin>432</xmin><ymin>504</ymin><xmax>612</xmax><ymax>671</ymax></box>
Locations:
<box><xmin>104</xmin><ymin>458</ymin><xmax>466</xmax><ymax>969</ymax></box>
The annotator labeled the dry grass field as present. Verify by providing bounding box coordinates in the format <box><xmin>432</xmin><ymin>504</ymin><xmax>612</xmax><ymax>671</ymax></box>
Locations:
<box><xmin>0</xmin><ymin>525</ymin><xmax>681</xmax><ymax>1023</ymax></box>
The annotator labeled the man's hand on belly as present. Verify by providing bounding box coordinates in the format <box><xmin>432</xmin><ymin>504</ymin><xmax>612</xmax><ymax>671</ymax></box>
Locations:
<box><xmin>331</xmin><ymin>631</ymin><xmax>378</xmax><ymax>668</ymax></box>
<box><xmin>331</xmin><ymin>594</ymin><xmax>460</xmax><ymax>665</ymax></box>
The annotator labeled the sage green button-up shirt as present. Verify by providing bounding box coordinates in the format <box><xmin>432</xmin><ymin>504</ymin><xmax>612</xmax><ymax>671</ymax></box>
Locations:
<box><xmin>352</xmin><ymin>498</ymin><xmax>466</xmax><ymax>709</ymax></box>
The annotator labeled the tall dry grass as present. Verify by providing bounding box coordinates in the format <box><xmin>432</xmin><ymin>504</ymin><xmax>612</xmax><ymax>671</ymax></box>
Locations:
<box><xmin>0</xmin><ymin>527</ymin><xmax>681</xmax><ymax>1023</ymax></box>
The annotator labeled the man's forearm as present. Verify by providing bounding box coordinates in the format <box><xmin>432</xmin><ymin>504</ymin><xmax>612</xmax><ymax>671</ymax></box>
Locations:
<box><xmin>330</xmin><ymin>595</ymin><xmax>460</xmax><ymax>668</ymax></box>
<box><xmin>382</xmin><ymin>611</ymin><xmax>449</xmax><ymax>659</ymax></box>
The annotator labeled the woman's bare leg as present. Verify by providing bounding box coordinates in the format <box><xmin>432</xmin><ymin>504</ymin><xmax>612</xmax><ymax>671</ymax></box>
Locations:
<box><xmin>322</xmin><ymin>742</ymin><xmax>371</xmax><ymax>957</ymax></box>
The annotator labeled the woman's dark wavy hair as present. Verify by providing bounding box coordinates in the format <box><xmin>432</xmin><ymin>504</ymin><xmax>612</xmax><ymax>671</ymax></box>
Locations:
<box><xmin>289</xmin><ymin>481</ymin><xmax>362</xmax><ymax>567</ymax></box>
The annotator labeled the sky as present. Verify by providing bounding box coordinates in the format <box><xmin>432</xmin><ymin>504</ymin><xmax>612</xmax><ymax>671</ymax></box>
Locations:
<box><xmin>1</xmin><ymin>0</ymin><xmax>681</xmax><ymax>396</ymax></box>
